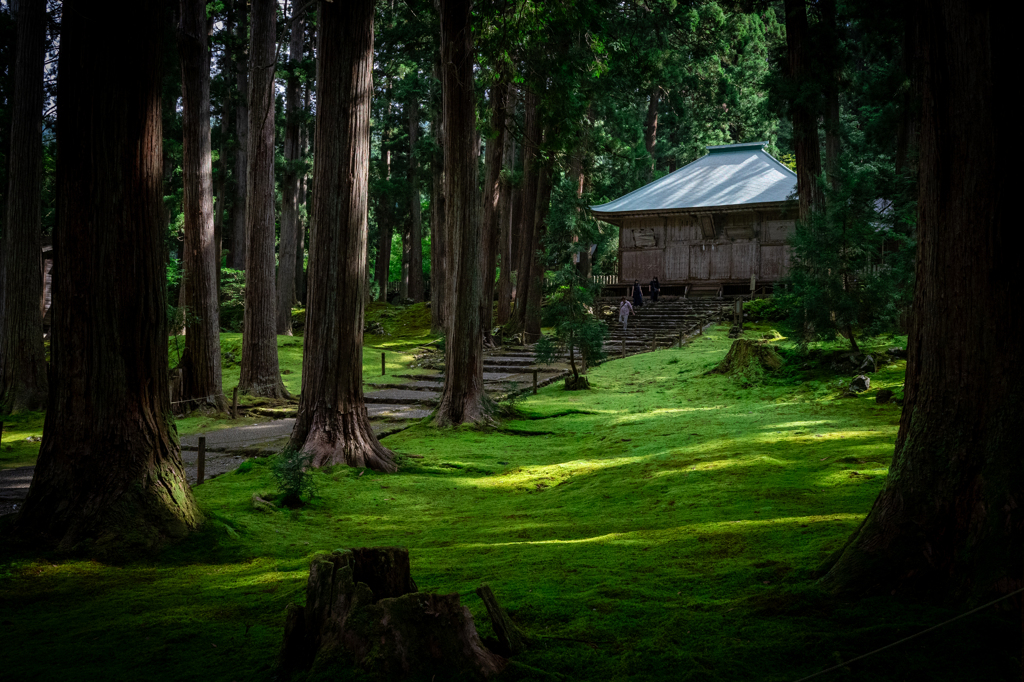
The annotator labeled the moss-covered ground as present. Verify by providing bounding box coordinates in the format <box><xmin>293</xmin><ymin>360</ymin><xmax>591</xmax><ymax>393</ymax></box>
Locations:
<box><xmin>1</xmin><ymin>320</ymin><xmax>1018</xmax><ymax>681</ymax></box>
<box><xmin>0</xmin><ymin>303</ymin><xmax>438</xmax><ymax>470</ymax></box>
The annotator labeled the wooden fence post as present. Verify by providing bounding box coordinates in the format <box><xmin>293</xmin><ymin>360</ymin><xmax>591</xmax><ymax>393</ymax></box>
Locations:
<box><xmin>197</xmin><ymin>436</ymin><xmax>206</xmax><ymax>485</ymax></box>
<box><xmin>382</xmin><ymin>352</ymin><xmax>386</xmax><ymax>376</ymax></box>
<box><xmin>532</xmin><ymin>370</ymin><xmax>538</xmax><ymax>395</ymax></box>
<box><xmin>231</xmin><ymin>387</ymin><xmax>239</xmax><ymax>419</ymax></box>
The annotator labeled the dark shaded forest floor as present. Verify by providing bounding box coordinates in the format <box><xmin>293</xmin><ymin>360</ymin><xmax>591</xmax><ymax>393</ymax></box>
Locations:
<box><xmin>0</xmin><ymin>320</ymin><xmax>1018</xmax><ymax>681</ymax></box>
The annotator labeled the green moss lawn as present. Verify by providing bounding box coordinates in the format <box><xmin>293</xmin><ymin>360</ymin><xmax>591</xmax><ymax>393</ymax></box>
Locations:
<box><xmin>0</xmin><ymin>319</ymin><xmax>1017</xmax><ymax>680</ymax></box>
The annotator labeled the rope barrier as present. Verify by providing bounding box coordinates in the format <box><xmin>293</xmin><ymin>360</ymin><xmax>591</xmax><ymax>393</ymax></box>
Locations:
<box><xmin>790</xmin><ymin>587</ymin><xmax>1024</xmax><ymax>682</ymax></box>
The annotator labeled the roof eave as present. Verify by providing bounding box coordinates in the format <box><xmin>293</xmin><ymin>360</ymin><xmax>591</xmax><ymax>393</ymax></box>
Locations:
<box><xmin>590</xmin><ymin>199</ymin><xmax>797</xmax><ymax>225</ymax></box>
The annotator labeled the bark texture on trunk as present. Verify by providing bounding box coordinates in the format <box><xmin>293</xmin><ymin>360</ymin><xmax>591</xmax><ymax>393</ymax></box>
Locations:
<box><xmin>0</xmin><ymin>0</ymin><xmax>48</xmax><ymax>414</ymax></box>
<box><xmin>177</xmin><ymin>0</ymin><xmax>227</xmax><ymax>413</ymax></box>
<box><xmin>495</xmin><ymin>94</ymin><xmax>516</xmax><ymax>327</ymax></box>
<box><xmin>643</xmin><ymin>85</ymin><xmax>659</xmax><ymax>182</ymax></box>
<box><xmin>289</xmin><ymin>0</ymin><xmax>395</xmax><ymax>472</ymax></box>
<box><xmin>429</xmin><ymin>58</ymin><xmax>447</xmax><ymax>334</ymax></box>
<box><xmin>524</xmin><ymin>150</ymin><xmax>553</xmax><ymax>343</ymax></box>
<box><xmin>276</xmin><ymin>6</ymin><xmax>306</xmax><ymax>335</ymax></box>
<box><xmin>783</xmin><ymin>0</ymin><xmax>823</xmax><ymax>221</ymax></box>
<box><xmin>14</xmin><ymin>0</ymin><xmax>201</xmax><ymax>552</ymax></box>
<box><xmin>480</xmin><ymin>81</ymin><xmax>508</xmax><ymax>344</ymax></box>
<box><xmin>375</xmin><ymin>89</ymin><xmax>394</xmax><ymax>303</ymax></box>
<box><xmin>231</xmin><ymin>3</ymin><xmax>249</xmax><ymax>271</ymax></box>
<box><xmin>295</xmin><ymin>81</ymin><xmax>311</xmax><ymax>306</ymax></box>
<box><xmin>239</xmin><ymin>0</ymin><xmax>289</xmax><ymax>398</ymax></box>
<box><xmin>435</xmin><ymin>0</ymin><xmax>488</xmax><ymax>426</ymax></box>
<box><xmin>820</xmin><ymin>0</ymin><xmax>1020</xmax><ymax>602</ymax></box>
<box><xmin>509</xmin><ymin>88</ymin><xmax>540</xmax><ymax>334</ymax></box>
<box><xmin>407</xmin><ymin>97</ymin><xmax>425</xmax><ymax>302</ymax></box>
<box><xmin>821</xmin><ymin>0</ymin><xmax>841</xmax><ymax>193</ymax></box>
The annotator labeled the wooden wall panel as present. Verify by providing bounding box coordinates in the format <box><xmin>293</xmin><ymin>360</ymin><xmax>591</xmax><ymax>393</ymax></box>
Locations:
<box><xmin>765</xmin><ymin>220</ymin><xmax>795</xmax><ymax>243</ymax></box>
<box><xmin>621</xmin><ymin>249</ymin><xmax>665</xmax><ymax>282</ymax></box>
<box><xmin>709</xmin><ymin>243</ymin><xmax>732</xmax><ymax>280</ymax></box>
<box><xmin>731</xmin><ymin>241</ymin><xmax>757</xmax><ymax>279</ymax></box>
<box><xmin>689</xmin><ymin>244</ymin><xmax>709</xmax><ymax>279</ymax></box>
<box><xmin>760</xmin><ymin>244</ymin><xmax>788</xmax><ymax>280</ymax></box>
<box><xmin>665</xmin><ymin>243</ymin><xmax>689</xmax><ymax>280</ymax></box>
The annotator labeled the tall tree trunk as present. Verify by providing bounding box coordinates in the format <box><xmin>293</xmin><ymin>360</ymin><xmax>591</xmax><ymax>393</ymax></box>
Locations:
<box><xmin>400</xmin><ymin>220</ymin><xmax>410</xmax><ymax>300</ymax></box>
<box><xmin>435</xmin><ymin>0</ymin><xmax>488</xmax><ymax>426</ymax></box>
<box><xmin>276</xmin><ymin>5</ymin><xmax>306</xmax><ymax>335</ymax></box>
<box><xmin>214</xmin><ymin>86</ymin><xmax>228</xmax><ymax>288</ymax></box>
<box><xmin>821</xmin><ymin>0</ymin><xmax>841</xmax><ymax>193</ymax></box>
<box><xmin>375</xmin><ymin>87</ymin><xmax>394</xmax><ymax>303</ymax></box>
<box><xmin>644</xmin><ymin>85</ymin><xmax>659</xmax><ymax>182</ymax></box>
<box><xmin>820</xmin><ymin>0</ymin><xmax>1019</xmax><ymax>602</ymax></box>
<box><xmin>495</xmin><ymin>91</ymin><xmax>517</xmax><ymax>326</ymax></box>
<box><xmin>14</xmin><ymin>0</ymin><xmax>201</xmax><ymax>550</ymax></box>
<box><xmin>783</xmin><ymin>0</ymin><xmax>823</xmax><ymax>221</ymax></box>
<box><xmin>289</xmin><ymin>0</ymin><xmax>395</xmax><ymax>472</ymax></box>
<box><xmin>239</xmin><ymin>0</ymin><xmax>289</xmax><ymax>398</ymax></box>
<box><xmin>524</xmin><ymin>147</ymin><xmax>553</xmax><ymax>343</ymax></box>
<box><xmin>295</xmin><ymin>82</ymin><xmax>311</xmax><ymax>306</ymax></box>
<box><xmin>429</xmin><ymin>57</ymin><xmax>447</xmax><ymax>333</ymax></box>
<box><xmin>480</xmin><ymin>80</ymin><xmax>508</xmax><ymax>344</ymax></box>
<box><xmin>509</xmin><ymin>88</ymin><xmax>540</xmax><ymax>333</ymax></box>
<box><xmin>0</xmin><ymin>0</ymin><xmax>48</xmax><ymax>414</ymax></box>
<box><xmin>407</xmin><ymin>96</ymin><xmax>425</xmax><ymax>302</ymax></box>
<box><xmin>177</xmin><ymin>0</ymin><xmax>227</xmax><ymax>412</ymax></box>
<box><xmin>231</xmin><ymin>2</ymin><xmax>249</xmax><ymax>271</ymax></box>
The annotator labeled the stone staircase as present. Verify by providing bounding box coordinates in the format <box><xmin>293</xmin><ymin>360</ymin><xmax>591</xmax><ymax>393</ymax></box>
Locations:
<box><xmin>597</xmin><ymin>295</ymin><xmax>730</xmax><ymax>356</ymax></box>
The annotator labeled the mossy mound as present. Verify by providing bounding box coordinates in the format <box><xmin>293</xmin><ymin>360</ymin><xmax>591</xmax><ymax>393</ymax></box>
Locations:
<box><xmin>710</xmin><ymin>339</ymin><xmax>783</xmax><ymax>386</ymax></box>
<box><xmin>564</xmin><ymin>375</ymin><xmax>590</xmax><ymax>390</ymax></box>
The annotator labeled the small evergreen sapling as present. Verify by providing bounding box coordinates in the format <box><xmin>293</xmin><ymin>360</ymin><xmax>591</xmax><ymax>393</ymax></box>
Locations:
<box><xmin>271</xmin><ymin>447</ymin><xmax>317</xmax><ymax>507</ymax></box>
<box><xmin>535</xmin><ymin>264</ymin><xmax>608</xmax><ymax>389</ymax></box>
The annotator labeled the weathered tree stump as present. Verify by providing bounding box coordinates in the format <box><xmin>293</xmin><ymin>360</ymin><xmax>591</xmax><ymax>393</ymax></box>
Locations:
<box><xmin>711</xmin><ymin>339</ymin><xmax>783</xmax><ymax>375</ymax></box>
<box><xmin>279</xmin><ymin>547</ymin><xmax>506</xmax><ymax>680</ymax></box>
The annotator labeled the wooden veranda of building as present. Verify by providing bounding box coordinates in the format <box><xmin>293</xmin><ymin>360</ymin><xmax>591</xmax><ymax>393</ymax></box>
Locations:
<box><xmin>590</xmin><ymin>141</ymin><xmax>798</xmax><ymax>297</ymax></box>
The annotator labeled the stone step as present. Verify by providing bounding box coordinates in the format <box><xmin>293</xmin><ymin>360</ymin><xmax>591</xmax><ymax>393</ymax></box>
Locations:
<box><xmin>364</xmin><ymin>389</ymin><xmax>439</xmax><ymax>405</ymax></box>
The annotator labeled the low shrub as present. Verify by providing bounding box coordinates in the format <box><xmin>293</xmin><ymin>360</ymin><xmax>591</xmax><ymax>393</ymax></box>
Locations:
<box><xmin>270</xmin><ymin>447</ymin><xmax>317</xmax><ymax>507</ymax></box>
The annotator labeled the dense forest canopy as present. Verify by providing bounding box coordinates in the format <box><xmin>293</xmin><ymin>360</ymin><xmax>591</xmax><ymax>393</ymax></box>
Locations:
<box><xmin>0</xmin><ymin>0</ymin><xmax>916</xmax><ymax>341</ymax></box>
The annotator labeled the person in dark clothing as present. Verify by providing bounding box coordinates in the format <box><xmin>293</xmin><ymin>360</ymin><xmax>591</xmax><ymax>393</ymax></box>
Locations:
<box><xmin>632</xmin><ymin>279</ymin><xmax>644</xmax><ymax>307</ymax></box>
<box><xmin>649</xmin><ymin>277</ymin><xmax>661</xmax><ymax>303</ymax></box>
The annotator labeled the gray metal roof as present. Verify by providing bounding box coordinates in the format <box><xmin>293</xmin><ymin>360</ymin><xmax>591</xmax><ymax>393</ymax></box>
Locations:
<box><xmin>590</xmin><ymin>141</ymin><xmax>797</xmax><ymax>215</ymax></box>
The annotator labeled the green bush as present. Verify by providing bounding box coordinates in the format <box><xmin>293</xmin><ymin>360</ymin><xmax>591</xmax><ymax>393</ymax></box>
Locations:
<box><xmin>743</xmin><ymin>296</ymin><xmax>788</xmax><ymax>322</ymax></box>
<box><xmin>271</xmin><ymin>447</ymin><xmax>317</xmax><ymax>507</ymax></box>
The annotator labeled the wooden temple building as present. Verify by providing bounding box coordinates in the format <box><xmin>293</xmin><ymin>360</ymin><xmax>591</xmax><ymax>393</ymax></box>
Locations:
<box><xmin>590</xmin><ymin>141</ymin><xmax>797</xmax><ymax>296</ymax></box>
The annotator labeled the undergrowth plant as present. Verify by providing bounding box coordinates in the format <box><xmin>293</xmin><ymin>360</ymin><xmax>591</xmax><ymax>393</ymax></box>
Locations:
<box><xmin>271</xmin><ymin>447</ymin><xmax>317</xmax><ymax>507</ymax></box>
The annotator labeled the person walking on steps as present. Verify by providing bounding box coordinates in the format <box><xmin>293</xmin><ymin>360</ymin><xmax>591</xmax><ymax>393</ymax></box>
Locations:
<box><xmin>649</xmin><ymin>277</ymin><xmax>661</xmax><ymax>304</ymax></box>
<box><xmin>619</xmin><ymin>296</ymin><xmax>634</xmax><ymax>330</ymax></box>
<box><xmin>632</xmin><ymin>279</ymin><xmax>644</xmax><ymax>308</ymax></box>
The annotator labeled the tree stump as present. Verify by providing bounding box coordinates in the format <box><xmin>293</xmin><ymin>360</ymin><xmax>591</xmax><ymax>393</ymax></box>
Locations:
<box><xmin>279</xmin><ymin>547</ymin><xmax>506</xmax><ymax>680</ymax></box>
<box><xmin>711</xmin><ymin>339</ymin><xmax>783</xmax><ymax>376</ymax></box>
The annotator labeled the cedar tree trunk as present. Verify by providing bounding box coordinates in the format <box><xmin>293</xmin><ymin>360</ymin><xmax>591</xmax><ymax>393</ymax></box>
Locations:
<box><xmin>177</xmin><ymin>0</ymin><xmax>227</xmax><ymax>413</ymax></box>
<box><xmin>509</xmin><ymin>88</ymin><xmax>540</xmax><ymax>333</ymax></box>
<box><xmin>375</xmin><ymin>88</ymin><xmax>394</xmax><ymax>303</ymax></box>
<box><xmin>783</xmin><ymin>0</ymin><xmax>823</xmax><ymax>221</ymax></box>
<box><xmin>276</xmin><ymin>5</ymin><xmax>306</xmax><ymax>335</ymax></box>
<box><xmin>231</xmin><ymin>2</ymin><xmax>249</xmax><ymax>271</ymax></box>
<box><xmin>0</xmin><ymin>0</ymin><xmax>48</xmax><ymax>414</ymax></box>
<box><xmin>820</xmin><ymin>0</ymin><xmax>1021</xmax><ymax>602</ymax></box>
<box><xmin>495</xmin><ymin>96</ymin><xmax>517</xmax><ymax>327</ymax></box>
<box><xmin>435</xmin><ymin>0</ymin><xmax>489</xmax><ymax>426</ymax></box>
<box><xmin>644</xmin><ymin>85</ymin><xmax>659</xmax><ymax>182</ymax></box>
<box><xmin>14</xmin><ymin>0</ymin><xmax>201</xmax><ymax>551</ymax></box>
<box><xmin>429</xmin><ymin>57</ymin><xmax>447</xmax><ymax>334</ymax></box>
<box><xmin>524</xmin><ymin>151</ymin><xmax>553</xmax><ymax>343</ymax></box>
<box><xmin>407</xmin><ymin>96</ymin><xmax>425</xmax><ymax>302</ymax></box>
<box><xmin>480</xmin><ymin>81</ymin><xmax>508</xmax><ymax>344</ymax></box>
<box><xmin>239</xmin><ymin>0</ymin><xmax>289</xmax><ymax>398</ymax></box>
<box><xmin>289</xmin><ymin>0</ymin><xmax>395</xmax><ymax>472</ymax></box>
